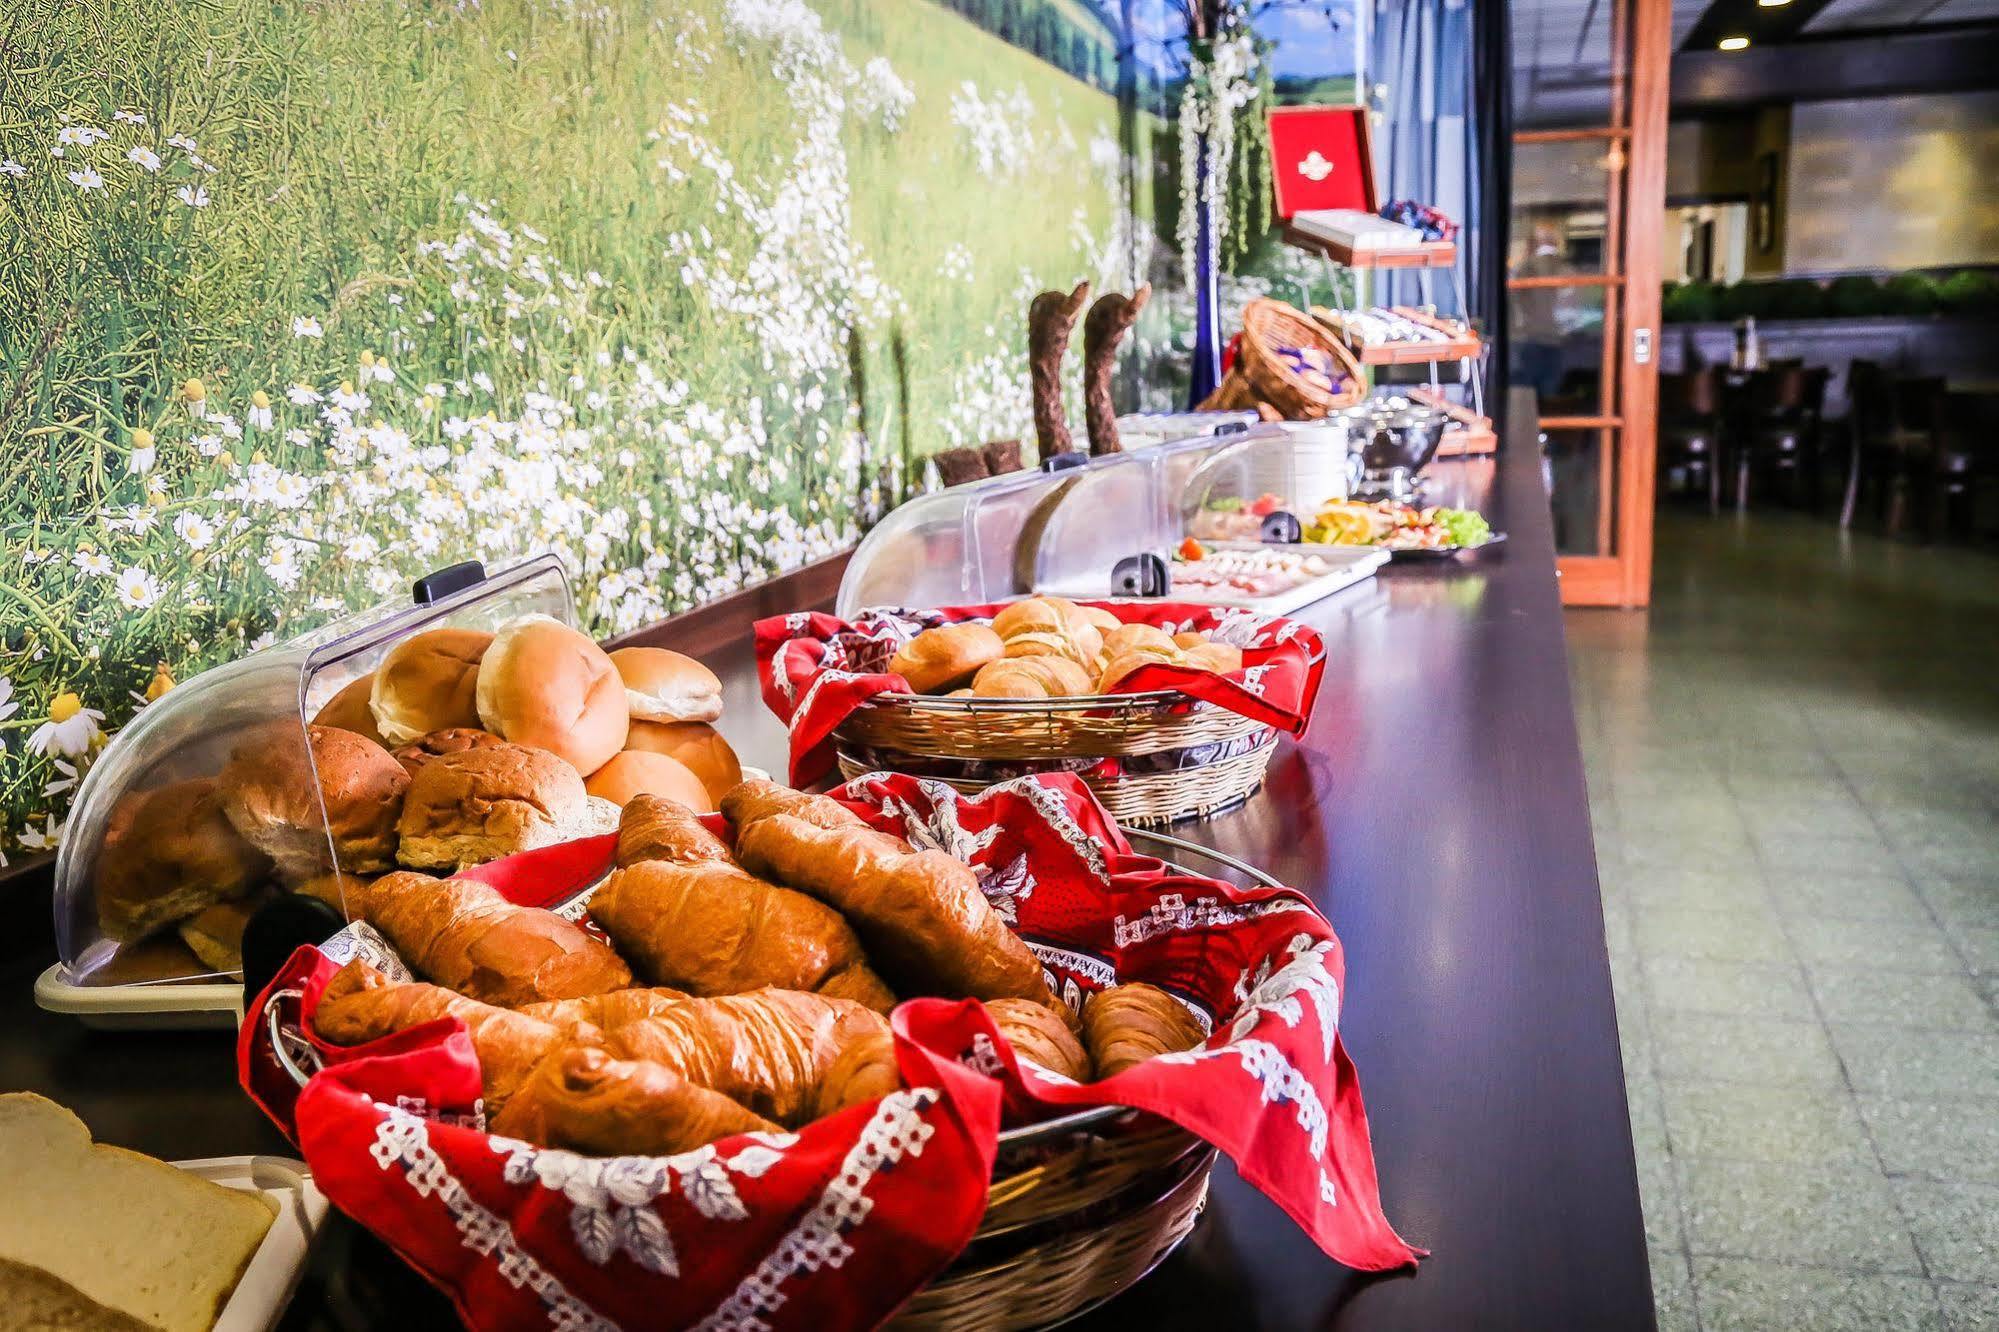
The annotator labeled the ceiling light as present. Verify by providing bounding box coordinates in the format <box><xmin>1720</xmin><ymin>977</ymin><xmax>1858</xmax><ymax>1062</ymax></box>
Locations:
<box><xmin>1718</xmin><ymin>35</ymin><xmax>1750</xmax><ymax>49</ymax></box>
<box><xmin>1757</xmin><ymin>0</ymin><xmax>1791</xmax><ymax>6</ymax></box>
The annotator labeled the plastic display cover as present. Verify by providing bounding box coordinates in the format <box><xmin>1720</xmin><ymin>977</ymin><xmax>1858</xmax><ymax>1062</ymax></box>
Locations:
<box><xmin>52</xmin><ymin>555</ymin><xmax>576</xmax><ymax>989</ymax></box>
<box><xmin>1180</xmin><ymin>423</ymin><xmax>1357</xmax><ymax>544</ymax></box>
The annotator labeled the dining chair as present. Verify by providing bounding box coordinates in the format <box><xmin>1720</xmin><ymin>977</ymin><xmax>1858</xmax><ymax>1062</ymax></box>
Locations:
<box><xmin>1657</xmin><ymin>367</ymin><xmax>1723</xmax><ymax>512</ymax></box>
<box><xmin>1927</xmin><ymin>391</ymin><xmax>1999</xmax><ymax>542</ymax></box>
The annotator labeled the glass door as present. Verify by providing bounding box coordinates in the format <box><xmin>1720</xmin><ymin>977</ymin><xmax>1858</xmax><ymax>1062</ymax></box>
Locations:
<box><xmin>1508</xmin><ymin>0</ymin><xmax>1671</xmax><ymax>606</ymax></box>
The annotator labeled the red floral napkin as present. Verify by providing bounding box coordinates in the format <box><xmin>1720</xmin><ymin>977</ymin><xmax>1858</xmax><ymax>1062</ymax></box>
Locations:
<box><xmin>755</xmin><ymin>601</ymin><xmax>1327</xmax><ymax>786</ymax></box>
<box><xmin>240</xmin><ymin>773</ymin><xmax>1417</xmax><ymax>1332</ymax></box>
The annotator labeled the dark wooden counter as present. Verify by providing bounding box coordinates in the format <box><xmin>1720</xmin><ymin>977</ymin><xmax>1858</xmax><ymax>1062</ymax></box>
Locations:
<box><xmin>0</xmin><ymin>394</ymin><xmax>1652</xmax><ymax>1330</ymax></box>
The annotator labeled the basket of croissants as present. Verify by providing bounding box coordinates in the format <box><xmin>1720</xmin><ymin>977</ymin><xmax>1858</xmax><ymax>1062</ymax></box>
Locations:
<box><xmin>241</xmin><ymin>773</ymin><xmax>1416</xmax><ymax>1331</ymax></box>
<box><xmin>758</xmin><ymin>597</ymin><xmax>1326</xmax><ymax>827</ymax></box>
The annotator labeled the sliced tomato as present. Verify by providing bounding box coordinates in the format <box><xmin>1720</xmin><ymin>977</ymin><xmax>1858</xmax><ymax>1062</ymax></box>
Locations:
<box><xmin>1247</xmin><ymin>492</ymin><xmax>1284</xmax><ymax>517</ymax></box>
<box><xmin>1178</xmin><ymin>536</ymin><xmax>1206</xmax><ymax>560</ymax></box>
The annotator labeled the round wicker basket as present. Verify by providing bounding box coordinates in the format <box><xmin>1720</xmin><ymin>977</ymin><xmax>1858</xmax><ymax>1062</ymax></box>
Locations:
<box><xmin>1197</xmin><ymin>297</ymin><xmax>1366</xmax><ymax>420</ymax></box>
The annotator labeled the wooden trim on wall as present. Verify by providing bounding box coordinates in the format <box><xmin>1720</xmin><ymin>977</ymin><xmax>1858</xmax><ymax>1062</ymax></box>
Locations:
<box><xmin>1557</xmin><ymin>555</ymin><xmax>1629</xmax><ymax>606</ymax></box>
<box><xmin>1506</xmin><ymin>274</ymin><xmax>1624</xmax><ymax>290</ymax></box>
<box><xmin>606</xmin><ymin>549</ymin><xmax>854</xmax><ymax>660</ymax></box>
<box><xmin>1513</xmin><ymin>128</ymin><xmax>1631</xmax><ymax>144</ymax></box>
<box><xmin>1617</xmin><ymin>0</ymin><xmax>1672</xmax><ymax>608</ymax></box>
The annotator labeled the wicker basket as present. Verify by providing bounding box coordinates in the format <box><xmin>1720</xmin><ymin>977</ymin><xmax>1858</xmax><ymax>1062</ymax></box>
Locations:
<box><xmin>890</xmin><ymin>1115</ymin><xmax>1214</xmax><ymax>1331</ymax></box>
<box><xmin>834</xmin><ymin>691</ymin><xmax>1279</xmax><ymax>826</ymax></box>
<box><xmin>1197</xmin><ymin>297</ymin><xmax>1366</xmax><ymax>420</ymax></box>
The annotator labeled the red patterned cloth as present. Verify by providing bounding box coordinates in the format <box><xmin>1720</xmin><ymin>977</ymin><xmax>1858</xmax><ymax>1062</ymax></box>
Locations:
<box><xmin>755</xmin><ymin>602</ymin><xmax>1326</xmax><ymax>786</ymax></box>
<box><xmin>240</xmin><ymin>774</ymin><xmax>1418</xmax><ymax>1332</ymax></box>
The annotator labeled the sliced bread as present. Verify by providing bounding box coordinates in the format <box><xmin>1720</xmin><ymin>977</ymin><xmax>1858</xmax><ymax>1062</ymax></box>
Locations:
<box><xmin>0</xmin><ymin>1094</ymin><xmax>274</xmax><ymax>1332</ymax></box>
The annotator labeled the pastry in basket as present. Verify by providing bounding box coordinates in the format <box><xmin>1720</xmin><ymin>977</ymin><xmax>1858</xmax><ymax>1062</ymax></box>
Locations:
<box><xmin>311</xmin><ymin>670</ymin><xmax>390</xmax><ymax>746</ymax></box>
<box><xmin>489</xmin><ymin>1047</ymin><xmax>779</xmax><ymax>1156</ymax></box>
<box><xmin>971</xmin><ymin>656</ymin><xmax>1093</xmax><ymax>699</ymax></box>
<box><xmin>992</xmin><ymin>597</ymin><xmax>1104</xmax><ymax>669</ymax></box>
<box><xmin>339</xmin><ymin>870</ymin><xmax>633</xmax><ymax>1007</ymax></box>
<box><xmin>0</xmin><ymin>1093</ymin><xmax>275</xmax><ymax>1332</ymax></box>
<box><xmin>1082</xmin><ymin>982</ymin><xmax>1206</xmax><ymax>1076</ymax></box>
<box><xmin>615</xmin><ymin>792</ymin><xmax>735</xmax><ymax>867</ymax></box>
<box><xmin>520</xmin><ymin>986</ymin><xmax>690</xmax><ymax>1035</ymax></box>
<box><xmin>816</xmin><ymin>999</ymin><xmax>1088</xmax><ymax>1121</ymax></box>
<box><xmin>390</xmin><ymin>726</ymin><xmax>507</xmax><ymax>777</ymax></box>
<box><xmin>94</xmin><ymin>778</ymin><xmax>271</xmax><ymax>943</ymax></box>
<box><xmin>600</xmin><ymin>988</ymin><xmax>890</xmax><ymax>1126</ymax></box>
<box><xmin>370</xmin><ymin>627</ymin><xmax>493</xmax><ymax>745</ymax></box>
<box><xmin>396</xmin><ymin>742</ymin><xmax>593</xmax><ymax>870</ymax></box>
<box><xmin>888</xmin><ymin>623</ymin><xmax>1004</xmax><ymax>694</ymax></box>
<box><xmin>608</xmin><ymin>646</ymin><xmax>724</xmax><ymax>725</ymax></box>
<box><xmin>218</xmin><ymin>722</ymin><xmax>409</xmax><ymax>880</ymax></box>
<box><xmin>475</xmin><ymin>614</ymin><xmax>630</xmax><ymax>775</ymax></box>
<box><xmin>733</xmin><ymin>811</ymin><xmax>1052</xmax><ymax>1006</ymax></box>
<box><xmin>587</xmin><ymin>854</ymin><xmax>897</xmax><ymax>1013</ymax></box>
<box><xmin>583</xmin><ymin>749</ymin><xmax>712</xmax><ymax>811</ymax></box>
<box><xmin>314</xmin><ymin>962</ymin><xmax>574</xmax><ymax>1113</ymax></box>
<box><xmin>719</xmin><ymin>777</ymin><xmax>876</xmax><ymax>834</ymax></box>
<box><xmin>1100</xmin><ymin>623</ymin><xmax>1179</xmax><ymax>659</ymax></box>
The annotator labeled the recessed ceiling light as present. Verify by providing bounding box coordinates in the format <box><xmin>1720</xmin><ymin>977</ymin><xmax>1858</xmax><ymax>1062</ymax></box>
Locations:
<box><xmin>1757</xmin><ymin>0</ymin><xmax>1790</xmax><ymax>6</ymax></box>
<box><xmin>1718</xmin><ymin>35</ymin><xmax>1751</xmax><ymax>49</ymax></box>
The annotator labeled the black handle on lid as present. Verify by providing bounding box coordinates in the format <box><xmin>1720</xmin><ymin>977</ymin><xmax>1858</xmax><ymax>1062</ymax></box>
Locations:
<box><xmin>1039</xmin><ymin>451</ymin><xmax>1090</xmax><ymax>473</ymax></box>
<box><xmin>1111</xmin><ymin>552</ymin><xmax>1170</xmax><ymax>598</ymax></box>
<box><xmin>241</xmin><ymin>892</ymin><xmax>348</xmax><ymax>1013</ymax></box>
<box><xmin>1260</xmin><ymin>510</ymin><xmax>1304</xmax><ymax>544</ymax></box>
<box><xmin>412</xmin><ymin>560</ymin><xmax>486</xmax><ymax>605</ymax></box>
<box><xmin>1213</xmin><ymin>420</ymin><xmax>1250</xmax><ymax>436</ymax></box>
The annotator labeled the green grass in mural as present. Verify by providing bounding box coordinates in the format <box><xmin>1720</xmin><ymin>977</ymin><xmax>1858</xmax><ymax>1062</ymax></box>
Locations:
<box><xmin>0</xmin><ymin>0</ymin><xmax>1147</xmax><ymax>860</ymax></box>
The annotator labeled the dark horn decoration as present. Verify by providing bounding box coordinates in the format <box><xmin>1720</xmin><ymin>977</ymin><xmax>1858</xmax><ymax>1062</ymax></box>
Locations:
<box><xmin>1083</xmin><ymin>283</ymin><xmax>1152</xmax><ymax>456</ymax></box>
<box><xmin>1027</xmin><ymin>281</ymin><xmax>1090</xmax><ymax>461</ymax></box>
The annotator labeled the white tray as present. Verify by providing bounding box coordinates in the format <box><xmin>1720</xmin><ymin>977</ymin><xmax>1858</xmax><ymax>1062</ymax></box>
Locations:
<box><xmin>175</xmin><ymin>1155</ymin><xmax>328</xmax><ymax>1332</ymax></box>
<box><xmin>1169</xmin><ymin>542</ymin><xmax>1389</xmax><ymax>615</ymax></box>
<box><xmin>35</xmin><ymin>962</ymin><xmax>242</xmax><ymax>1030</ymax></box>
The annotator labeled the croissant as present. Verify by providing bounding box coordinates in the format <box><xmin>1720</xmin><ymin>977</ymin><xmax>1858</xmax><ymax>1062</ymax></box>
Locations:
<box><xmin>615</xmin><ymin>794</ymin><xmax>734</xmax><ymax>868</ymax></box>
<box><xmin>720</xmin><ymin>779</ymin><xmax>884</xmax><ymax>836</ymax></box>
<box><xmin>490</xmin><ymin>1046</ymin><xmax>779</xmax><ymax>1156</ymax></box>
<box><xmin>520</xmin><ymin>986</ymin><xmax>689</xmax><ymax>1036</ymax></box>
<box><xmin>602</xmin><ymin>988</ymin><xmax>889</xmax><ymax>1125</ymax></box>
<box><xmin>813</xmin><ymin>1031</ymin><xmax>900</xmax><ymax>1119</ymax></box>
<box><xmin>342</xmin><ymin>870</ymin><xmax>632</xmax><ymax>1007</ymax></box>
<box><xmin>986</xmin><ymin>997</ymin><xmax>1091</xmax><ymax>1081</ymax></box>
<box><xmin>734</xmin><ymin>814</ymin><xmax>1051</xmax><ymax>1005</ymax></box>
<box><xmin>312</xmin><ymin>962</ymin><xmax>571</xmax><ymax>1113</ymax></box>
<box><xmin>971</xmin><ymin>656</ymin><xmax>1092</xmax><ymax>699</ymax></box>
<box><xmin>587</xmin><ymin>859</ymin><xmax>895</xmax><ymax>1012</ymax></box>
<box><xmin>1082</xmin><ymin>982</ymin><xmax>1206</xmax><ymax>1077</ymax></box>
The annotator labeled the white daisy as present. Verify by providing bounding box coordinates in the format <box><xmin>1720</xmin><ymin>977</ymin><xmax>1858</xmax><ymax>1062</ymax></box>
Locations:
<box><xmin>0</xmin><ymin>676</ymin><xmax>16</xmax><ymax>723</ymax></box>
<box><xmin>261</xmin><ymin>544</ymin><xmax>301</xmax><ymax>588</ymax></box>
<box><xmin>292</xmin><ymin>315</ymin><xmax>323</xmax><ymax>338</ymax></box>
<box><xmin>192</xmin><ymin>433</ymin><xmax>222</xmax><ymax>457</ymax></box>
<box><xmin>27</xmin><ymin>694</ymin><xmax>104</xmax><ymax>759</ymax></box>
<box><xmin>42</xmin><ymin>758</ymin><xmax>79</xmax><ymax>799</ymax></box>
<box><xmin>71</xmin><ymin>549</ymin><xmax>113</xmax><ymax>577</ymax></box>
<box><xmin>286</xmin><ymin>383</ymin><xmax>321</xmax><ymax>406</ymax></box>
<box><xmin>127</xmin><ymin>426</ymin><xmax>155</xmax><ymax>475</ymax></box>
<box><xmin>66</xmin><ymin>168</ymin><xmax>104</xmax><ymax>192</ymax></box>
<box><xmin>175</xmin><ymin>184</ymin><xmax>210</xmax><ymax>208</ymax></box>
<box><xmin>248</xmin><ymin>389</ymin><xmax>273</xmax><ymax>430</ymax></box>
<box><xmin>165</xmin><ymin>133</ymin><xmax>197</xmax><ymax>152</ymax></box>
<box><xmin>284</xmin><ymin>427</ymin><xmax>312</xmax><ymax>447</ymax></box>
<box><xmin>55</xmin><ymin>125</ymin><xmax>107</xmax><ymax>147</ymax></box>
<box><xmin>17</xmin><ymin>815</ymin><xmax>66</xmax><ymax>853</ymax></box>
<box><xmin>0</xmin><ymin>161</ymin><xmax>26</xmax><ymax>177</ymax></box>
<box><xmin>173</xmin><ymin>512</ymin><xmax>215</xmax><ymax>549</ymax></box>
<box><xmin>113</xmin><ymin>109</ymin><xmax>147</xmax><ymax>125</ymax></box>
<box><xmin>114</xmin><ymin>566</ymin><xmax>160</xmax><ymax>610</ymax></box>
<box><xmin>126</xmin><ymin>145</ymin><xmax>161</xmax><ymax>173</ymax></box>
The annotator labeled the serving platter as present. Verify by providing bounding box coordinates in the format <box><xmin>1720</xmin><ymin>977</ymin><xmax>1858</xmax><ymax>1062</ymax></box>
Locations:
<box><xmin>1167</xmin><ymin>541</ymin><xmax>1388</xmax><ymax>615</ymax></box>
<box><xmin>1385</xmin><ymin>530</ymin><xmax>1509</xmax><ymax>562</ymax></box>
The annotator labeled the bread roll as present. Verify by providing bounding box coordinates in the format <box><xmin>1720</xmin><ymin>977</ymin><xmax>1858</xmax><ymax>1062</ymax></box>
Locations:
<box><xmin>310</xmin><ymin>672</ymin><xmax>387</xmax><ymax>746</ymax></box>
<box><xmin>1102</xmin><ymin>623</ymin><xmax>1179</xmax><ymax>658</ymax></box>
<box><xmin>987</xmin><ymin>997</ymin><xmax>1091</xmax><ymax>1081</ymax></box>
<box><xmin>971</xmin><ymin>656</ymin><xmax>1093</xmax><ymax>699</ymax></box>
<box><xmin>888</xmin><ymin>623</ymin><xmax>1004</xmax><ymax>694</ymax></box>
<box><xmin>719</xmin><ymin>778</ymin><xmax>877</xmax><ymax>835</ymax></box>
<box><xmin>990</xmin><ymin>598</ymin><xmax>1065</xmax><ymax>640</ymax></box>
<box><xmin>1074</xmin><ymin>605</ymin><xmax>1123</xmax><ymax>636</ymax></box>
<box><xmin>390</xmin><ymin>727</ymin><xmax>506</xmax><ymax>777</ymax></box>
<box><xmin>395</xmin><ymin>743</ymin><xmax>590</xmax><ymax>870</ymax></box>
<box><xmin>96</xmin><ymin>780</ymin><xmax>270</xmax><ymax>942</ymax></box>
<box><xmin>1171</xmin><ymin>631</ymin><xmax>1207</xmax><ymax>650</ymax></box>
<box><xmin>615</xmin><ymin>793</ymin><xmax>735</xmax><ymax>868</ymax></box>
<box><xmin>175</xmin><ymin>895</ymin><xmax>265</xmax><ymax>973</ymax></box>
<box><xmin>1097</xmin><ymin>646</ymin><xmax>1182</xmax><ymax>693</ymax></box>
<box><xmin>81</xmin><ymin>935</ymin><xmax>213</xmax><ymax>987</ymax></box>
<box><xmin>608</xmin><ymin>646</ymin><xmax>723</xmax><ymax>724</ymax></box>
<box><xmin>624</xmin><ymin>719</ymin><xmax>742</xmax><ymax>806</ymax></box>
<box><xmin>1082</xmin><ymin>982</ymin><xmax>1206</xmax><ymax>1077</ymax></box>
<box><xmin>370</xmin><ymin>628</ymin><xmax>493</xmax><ymax>745</ymax></box>
<box><xmin>218</xmin><ymin>723</ymin><xmax>409</xmax><ymax>880</ymax></box>
<box><xmin>491</xmin><ymin>1047</ymin><xmax>778</xmax><ymax>1157</ymax></box>
<box><xmin>0</xmin><ymin>1093</ymin><xmax>274</xmax><ymax>1332</ymax></box>
<box><xmin>584</xmin><ymin>750</ymin><xmax>713</xmax><ymax>811</ymax></box>
<box><xmin>1181</xmin><ymin>641</ymin><xmax>1243</xmax><ymax>674</ymax></box>
<box><xmin>475</xmin><ymin>614</ymin><xmax>629</xmax><ymax>775</ymax></box>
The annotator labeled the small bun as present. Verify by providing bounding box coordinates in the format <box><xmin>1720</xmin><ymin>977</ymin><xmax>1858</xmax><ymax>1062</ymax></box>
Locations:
<box><xmin>1182</xmin><ymin>642</ymin><xmax>1243</xmax><ymax>674</ymax></box>
<box><xmin>311</xmin><ymin>673</ymin><xmax>387</xmax><ymax>747</ymax></box>
<box><xmin>370</xmin><ymin>628</ymin><xmax>493</xmax><ymax>745</ymax></box>
<box><xmin>475</xmin><ymin>615</ymin><xmax>629</xmax><ymax>775</ymax></box>
<box><xmin>218</xmin><ymin>724</ymin><xmax>409</xmax><ymax>880</ymax></box>
<box><xmin>391</xmin><ymin>727</ymin><xmax>507</xmax><ymax>777</ymax></box>
<box><xmin>396</xmin><ymin>742</ymin><xmax>589</xmax><ymax>870</ymax></box>
<box><xmin>1096</xmin><ymin>647</ymin><xmax>1181</xmax><ymax>693</ymax></box>
<box><xmin>607</xmin><ymin>647</ymin><xmax>723</xmax><ymax>724</ymax></box>
<box><xmin>624</xmin><ymin>720</ymin><xmax>742</xmax><ymax>807</ymax></box>
<box><xmin>889</xmin><ymin>623</ymin><xmax>1004</xmax><ymax>694</ymax></box>
<box><xmin>991</xmin><ymin>598</ymin><xmax>1065</xmax><ymax>640</ymax></box>
<box><xmin>1172</xmin><ymin>631</ymin><xmax>1207</xmax><ymax>650</ymax></box>
<box><xmin>583</xmin><ymin>750</ymin><xmax>713</xmax><ymax>810</ymax></box>
<box><xmin>96</xmin><ymin>779</ymin><xmax>271</xmax><ymax>942</ymax></box>
<box><xmin>176</xmin><ymin>894</ymin><xmax>267</xmax><ymax>973</ymax></box>
<box><xmin>1001</xmin><ymin>631</ymin><xmax>1095</xmax><ymax>667</ymax></box>
<box><xmin>1074</xmin><ymin>605</ymin><xmax>1123</xmax><ymax>635</ymax></box>
<box><xmin>972</xmin><ymin>656</ymin><xmax>1093</xmax><ymax>699</ymax></box>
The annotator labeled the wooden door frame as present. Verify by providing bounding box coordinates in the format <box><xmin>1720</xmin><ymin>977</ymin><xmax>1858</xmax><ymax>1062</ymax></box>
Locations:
<box><xmin>1519</xmin><ymin>0</ymin><xmax>1670</xmax><ymax>608</ymax></box>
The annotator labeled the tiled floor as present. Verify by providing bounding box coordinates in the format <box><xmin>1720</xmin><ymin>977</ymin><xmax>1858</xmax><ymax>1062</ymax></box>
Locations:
<box><xmin>1566</xmin><ymin>508</ymin><xmax>1999</xmax><ymax>1332</ymax></box>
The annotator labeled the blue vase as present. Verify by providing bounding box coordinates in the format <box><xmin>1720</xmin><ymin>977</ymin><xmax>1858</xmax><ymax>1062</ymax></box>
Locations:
<box><xmin>1187</xmin><ymin>132</ymin><xmax>1223</xmax><ymax>408</ymax></box>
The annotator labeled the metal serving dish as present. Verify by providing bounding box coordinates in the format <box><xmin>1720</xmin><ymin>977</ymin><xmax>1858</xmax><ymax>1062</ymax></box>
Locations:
<box><xmin>1348</xmin><ymin>396</ymin><xmax>1450</xmax><ymax>502</ymax></box>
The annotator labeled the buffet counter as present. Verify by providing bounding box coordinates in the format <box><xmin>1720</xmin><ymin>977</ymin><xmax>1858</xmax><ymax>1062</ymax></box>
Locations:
<box><xmin>0</xmin><ymin>393</ymin><xmax>1652</xmax><ymax>1330</ymax></box>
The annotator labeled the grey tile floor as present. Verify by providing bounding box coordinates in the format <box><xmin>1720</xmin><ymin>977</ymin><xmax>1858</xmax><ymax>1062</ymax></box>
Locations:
<box><xmin>1566</xmin><ymin>509</ymin><xmax>1999</xmax><ymax>1332</ymax></box>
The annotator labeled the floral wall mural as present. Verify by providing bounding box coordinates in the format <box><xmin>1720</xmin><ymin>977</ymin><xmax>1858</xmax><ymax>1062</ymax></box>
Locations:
<box><xmin>0</xmin><ymin>0</ymin><xmax>1165</xmax><ymax>865</ymax></box>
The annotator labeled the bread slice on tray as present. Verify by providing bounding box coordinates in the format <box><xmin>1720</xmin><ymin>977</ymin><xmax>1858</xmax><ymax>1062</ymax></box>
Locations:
<box><xmin>0</xmin><ymin>1093</ymin><xmax>273</xmax><ymax>1332</ymax></box>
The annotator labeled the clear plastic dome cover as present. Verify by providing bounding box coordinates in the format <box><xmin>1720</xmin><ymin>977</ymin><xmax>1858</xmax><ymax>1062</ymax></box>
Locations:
<box><xmin>53</xmin><ymin>555</ymin><xmax>575</xmax><ymax>988</ymax></box>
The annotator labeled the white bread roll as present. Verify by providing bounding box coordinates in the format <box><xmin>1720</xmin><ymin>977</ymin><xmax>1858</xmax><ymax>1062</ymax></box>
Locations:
<box><xmin>370</xmin><ymin>628</ymin><xmax>493</xmax><ymax>745</ymax></box>
<box><xmin>475</xmin><ymin>614</ymin><xmax>629</xmax><ymax>775</ymax></box>
<box><xmin>608</xmin><ymin>646</ymin><xmax>723</xmax><ymax>723</ymax></box>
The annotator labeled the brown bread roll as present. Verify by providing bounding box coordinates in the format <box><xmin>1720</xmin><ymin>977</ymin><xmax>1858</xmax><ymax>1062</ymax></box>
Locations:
<box><xmin>491</xmin><ymin>1047</ymin><xmax>779</xmax><ymax>1156</ymax></box>
<box><xmin>311</xmin><ymin>673</ymin><xmax>388</xmax><ymax>747</ymax></box>
<box><xmin>719</xmin><ymin>778</ymin><xmax>879</xmax><ymax>836</ymax></box>
<box><xmin>986</xmin><ymin>997</ymin><xmax>1091</xmax><ymax>1081</ymax></box>
<box><xmin>614</xmin><ymin>793</ymin><xmax>735</xmax><ymax>868</ymax></box>
<box><xmin>217</xmin><ymin>723</ymin><xmax>408</xmax><ymax>880</ymax></box>
<box><xmin>1081</xmin><ymin>982</ymin><xmax>1206</xmax><ymax>1077</ymax></box>
<box><xmin>96</xmin><ymin>779</ymin><xmax>271</xmax><ymax>942</ymax></box>
<box><xmin>390</xmin><ymin>727</ymin><xmax>506</xmax><ymax>777</ymax></box>
<box><xmin>971</xmin><ymin>656</ymin><xmax>1093</xmax><ymax>699</ymax></box>
<box><xmin>395</xmin><ymin>743</ymin><xmax>589</xmax><ymax>870</ymax></box>
<box><xmin>624</xmin><ymin>720</ymin><xmax>742</xmax><ymax>807</ymax></box>
<box><xmin>584</xmin><ymin>749</ymin><xmax>714</xmax><ymax>812</ymax></box>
